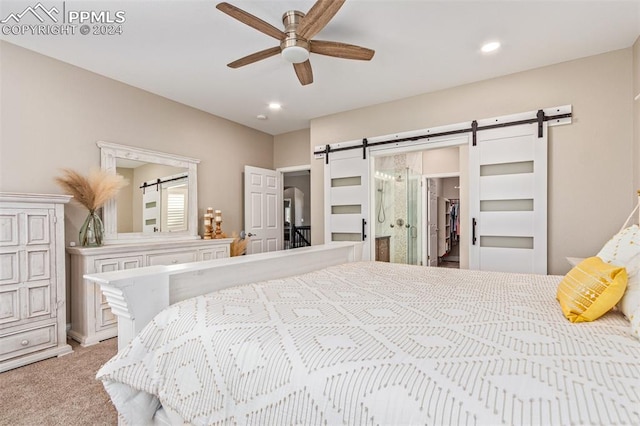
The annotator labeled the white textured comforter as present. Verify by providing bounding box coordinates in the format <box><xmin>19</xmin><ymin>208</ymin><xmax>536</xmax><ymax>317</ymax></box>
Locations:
<box><xmin>97</xmin><ymin>262</ymin><xmax>640</xmax><ymax>425</ymax></box>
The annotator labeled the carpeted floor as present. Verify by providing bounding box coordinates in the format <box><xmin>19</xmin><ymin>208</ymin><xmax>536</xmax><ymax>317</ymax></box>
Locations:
<box><xmin>0</xmin><ymin>338</ymin><xmax>118</xmax><ymax>425</ymax></box>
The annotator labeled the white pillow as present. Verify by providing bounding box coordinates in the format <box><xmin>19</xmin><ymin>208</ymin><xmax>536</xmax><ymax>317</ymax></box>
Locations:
<box><xmin>597</xmin><ymin>224</ymin><xmax>640</xmax><ymax>265</ymax></box>
<box><xmin>618</xmin><ymin>253</ymin><xmax>640</xmax><ymax>320</ymax></box>
<box><xmin>597</xmin><ymin>225</ymin><xmax>640</xmax><ymax>320</ymax></box>
<box><xmin>630</xmin><ymin>304</ymin><xmax>640</xmax><ymax>342</ymax></box>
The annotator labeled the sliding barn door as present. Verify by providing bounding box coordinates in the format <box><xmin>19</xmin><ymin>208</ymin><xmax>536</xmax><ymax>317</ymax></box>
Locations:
<box><xmin>324</xmin><ymin>149</ymin><xmax>371</xmax><ymax>260</ymax></box>
<box><xmin>142</xmin><ymin>184</ymin><xmax>160</xmax><ymax>233</ymax></box>
<box><xmin>469</xmin><ymin>122</ymin><xmax>547</xmax><ymax>274</ymax></box>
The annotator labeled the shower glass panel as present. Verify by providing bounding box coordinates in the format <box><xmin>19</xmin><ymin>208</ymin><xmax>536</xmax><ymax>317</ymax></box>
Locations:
<box><xmin>374</xmin><ymin>153</ymin><xmax>422</xmax><ymax>265</ymax></box>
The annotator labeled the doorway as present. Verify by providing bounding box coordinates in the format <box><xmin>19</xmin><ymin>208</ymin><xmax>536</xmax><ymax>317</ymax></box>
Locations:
<box><xmin>282</xmin><ymin>168</ymin><xmax>311</xmax><ymax>249</ymax></box>
<box><xmin>372</xmin><ymin>145</ymin><xmax>463</xmax><ymax>268</ymax></box>
<box><xmin>423</xmin><ymin>175</ymin><xmax>460</xmax><ymax>269</ymax></box>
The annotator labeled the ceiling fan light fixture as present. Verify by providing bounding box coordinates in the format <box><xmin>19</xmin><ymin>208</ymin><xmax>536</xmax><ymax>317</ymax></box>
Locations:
<box><xmin>281</xmin><ymin>45</ymin><xmax>309</xmax><ymax>63</ymax></box>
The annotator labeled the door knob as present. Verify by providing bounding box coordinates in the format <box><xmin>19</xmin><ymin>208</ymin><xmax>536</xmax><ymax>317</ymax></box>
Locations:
<box><xmin>247</xmin><ymin>232</ymin><xmax>257</xmax><ymax>237</ymax></box>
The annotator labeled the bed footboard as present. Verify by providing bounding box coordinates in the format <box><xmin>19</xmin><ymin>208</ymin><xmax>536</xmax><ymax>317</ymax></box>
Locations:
<box><xmin>85</xmin><ymin>242</ymin><xmax>363</xmax><ymax>350</ymax></box>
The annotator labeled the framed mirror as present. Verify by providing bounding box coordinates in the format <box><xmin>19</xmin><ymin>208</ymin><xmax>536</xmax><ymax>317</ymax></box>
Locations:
<box><xmin>98</xmin><ymin>141</ymin><xmax>200</xmax><ymax>243</ymax></box>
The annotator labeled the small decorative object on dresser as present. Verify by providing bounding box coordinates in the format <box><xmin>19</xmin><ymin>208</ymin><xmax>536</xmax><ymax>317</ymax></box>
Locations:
<box><xmin>203</xmin><ymin>207</ymin><xmax>214</xmax><ymax>239</ymax></box>
<box><xmin>213</xmin><ymin>209</ymin><xmax>223</xmax><ymax>239</ymax></box>
<box><xmin>55</xmin><ymin>168</ymin><xmax>127</xmax><ymax>247</ymax></box>
<box><xmin>0</xmin><ymin>192</ymin><xmax>73</xmax><ymax>372</ymax></box>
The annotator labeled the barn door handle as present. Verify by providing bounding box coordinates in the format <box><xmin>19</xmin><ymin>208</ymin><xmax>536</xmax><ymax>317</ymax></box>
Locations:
<box><xmin>362</xmin><ymin>218</ymin><xmax>367</xmax><ymax>241</ymax></box>
<box><xmin>472</xmin><ymin>218</ymin><xmax>477</xmax><ymax>245</ymax></box>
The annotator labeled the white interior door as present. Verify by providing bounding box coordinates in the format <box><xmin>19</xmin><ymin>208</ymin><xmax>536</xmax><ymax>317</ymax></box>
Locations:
<box><xmin>142</xmin><ymin>185</ymin><xmax>160</xmax><ymax>233</ymax></box>
<box><xmin>244</xmin><ymin>165</ymin><xmax>282</xmax><ymax>255</ymax></box>
<box><xmin>469</xmin><ymin>122</ymin><xmax>547</xmax><ymax>274</ymax></box>
<box><xmin>324</xmin><ymin>149</ymin><xmax>371</xmax><ymax>260</ymax></box>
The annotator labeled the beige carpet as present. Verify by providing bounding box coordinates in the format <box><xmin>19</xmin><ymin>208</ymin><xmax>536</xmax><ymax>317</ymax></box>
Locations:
<box><xmin>0</xmin><ymin>338</ymin><xmax>118</xmax><ymax>425</ymax></box>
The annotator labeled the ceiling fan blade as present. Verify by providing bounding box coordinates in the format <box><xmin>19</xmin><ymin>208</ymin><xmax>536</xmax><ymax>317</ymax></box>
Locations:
<box><xmin>311</xmin><ymin>40</ymin><xmax>375</xmax><ymax>61</ymax></box>
<box><xmin>227</xmin><ymin>46</ymin><xmax>281</xmax><ymax>68</ymax></box>
<box><xmin>293</xmin><ymin>61</ymin><xmax>313</xmax><ymax>86</ymax></box>
<box><xmin>297</xmin><ymin>0</ymin><xmax>346</xmax><ymax>40</ymax></box>
<box><xmin>216</xmin><ymin>2</ymin><xmax>285</xmax><ymax>40</ymax></box>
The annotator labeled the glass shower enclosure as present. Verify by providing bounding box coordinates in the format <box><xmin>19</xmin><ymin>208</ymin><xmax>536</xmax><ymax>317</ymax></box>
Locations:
<box><xmin>374</xmin><ymin>153</ymin><xmax>422</xmax><ymax>265</ymax></box>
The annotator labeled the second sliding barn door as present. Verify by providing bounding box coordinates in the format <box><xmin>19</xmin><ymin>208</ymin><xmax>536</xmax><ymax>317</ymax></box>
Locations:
<box><xmin>469</xmin><ymin>122</ymin><xmax>548</xmax><ymax>274</ymax></box>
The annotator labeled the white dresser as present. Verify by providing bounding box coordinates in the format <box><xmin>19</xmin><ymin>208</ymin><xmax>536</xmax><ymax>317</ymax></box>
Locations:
<box><xmin>0</xmin><ymin>193</ymin><xmax>73</xmax><ymax>372</ymax></box>
<box><xmin>67</xmin><ymin>238</ymin><xmax>233</xmax><ymax>346</ymax></box>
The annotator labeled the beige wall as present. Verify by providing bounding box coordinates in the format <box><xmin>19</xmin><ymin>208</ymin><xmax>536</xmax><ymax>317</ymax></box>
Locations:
<box><xmin>441</xmin><ymin>177</ymin><xmax>460</xmax><ymax>201</ymax></box>
<box><xmin>0</xmin><ymin>41</ymin><xmax>274</xmax><ymax>244</ymax></box>
<box><xmin>1</xmin><ymin>41</ymin><xmax>274</xmax><ymax>321</ymax></box>
<box><xmin>274</xmin><ymin>128</ymin><xmax>311</xmax><ymax>169</ymax></box>
<box><xmin>310</xmin><ymin>48</ymin><xmax>634</xmax><ymax>275</ymax></box>
<box><xmin>422</xmin><ymin>146</ymin><xmax>460</xmax><ymax>175</ymax></box>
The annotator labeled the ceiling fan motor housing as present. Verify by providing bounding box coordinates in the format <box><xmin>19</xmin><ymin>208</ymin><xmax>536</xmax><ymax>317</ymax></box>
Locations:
<box><xmin>280</xmin><ymin>10</ymin><xmax>309</xmax><ymax>63</ymax></box>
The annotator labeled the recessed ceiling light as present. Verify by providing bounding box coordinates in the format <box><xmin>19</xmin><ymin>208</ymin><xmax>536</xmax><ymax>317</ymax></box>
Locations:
<box><xmin>268</xmin><ymin>103</ymin><xmax>282</xmax><ymax>110</ymax></box>
<box><xmin>481</xmin><ymin>41</ymin><xmax>501</xmax><ymax>53</ymax></box>
<box><xmin>256</xmin><ymin>114</ymin><xmax>268</xmax><ymax>120</ymax></box>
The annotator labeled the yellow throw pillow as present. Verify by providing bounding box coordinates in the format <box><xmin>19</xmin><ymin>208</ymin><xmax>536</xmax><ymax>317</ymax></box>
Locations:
<box><xmin>557</xmin><ymin>257</ymin><xmax>627</xmax><ymax>323</ymax></box>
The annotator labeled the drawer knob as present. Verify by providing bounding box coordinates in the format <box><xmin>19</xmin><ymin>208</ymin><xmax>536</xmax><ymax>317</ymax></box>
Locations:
<box><xmin>21</xmin><ymin>339</ymin><xmax>29</xmax><ymax>346</ymax></box>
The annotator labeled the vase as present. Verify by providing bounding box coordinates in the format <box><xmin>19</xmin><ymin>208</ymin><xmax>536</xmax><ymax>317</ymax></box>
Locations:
<box><xmin>79</xmin><ymin>210</ymin><xmax>104</xmax><ymax>247</ymax></box>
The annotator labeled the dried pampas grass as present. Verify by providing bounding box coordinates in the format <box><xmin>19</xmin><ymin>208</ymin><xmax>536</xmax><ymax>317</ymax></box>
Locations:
<box><xmin>230</xmin><ymin>232</ymin><xmax>249</xmax><ymax>257</ymax></box>
<box><xmin>55</xmin><ymin>168</ymin><xmax>128</xmax><ymax>212</ymax></box>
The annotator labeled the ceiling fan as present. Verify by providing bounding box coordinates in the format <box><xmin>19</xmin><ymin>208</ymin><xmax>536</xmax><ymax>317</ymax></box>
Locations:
<box><xmin>216</xmin><ymin>0</ymin><xmax>375</xmax><ymax>86</ymax></box>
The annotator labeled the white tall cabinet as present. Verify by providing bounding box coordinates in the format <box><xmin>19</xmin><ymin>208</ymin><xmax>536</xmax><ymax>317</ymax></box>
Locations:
<box><xmin>0</xmin><ymin>193</ymin><xmax>73</xmax><ymax>372</ymax></box>
<box><xmin>67</xmin><ymin>238</ymin><xmax>233</xmax><ymax>346</ymax></box>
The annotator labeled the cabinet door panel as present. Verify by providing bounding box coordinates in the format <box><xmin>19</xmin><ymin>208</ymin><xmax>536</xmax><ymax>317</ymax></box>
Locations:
<box><xmin>25</xmin><ymin>248</ymin><xmax>50</xmax><ymax>281</ymax></box>
<box><xmin>0</xmin><ymin>251</ymin><xmax>19</xmax><ymax>285</ymax></box>
<box><xmin>0</xmin><ymin>213</ymin><xmax>19</xmax><ymax>247</ymax></box>
<box><xmin>0</xmin><ymin>286</ymin><xmax>20</xmax><ymax>325</ymax></box>
<box><xmin>25</xmin><ymin>211</ymin><xmax>50</xmax><ymax>245</ymax></box>
<box><xmin>26</xmin><ymin>282</ymin><xmax>51</xmax><ymax>318</ymax></box>
<box><xmin>200</xmin><ymin>247</ymin><xmax>229</xmax><ymax>261</ymax></box>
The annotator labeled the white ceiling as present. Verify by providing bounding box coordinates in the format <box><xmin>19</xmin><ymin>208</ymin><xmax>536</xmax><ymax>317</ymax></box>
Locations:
<box><xmin>2</xmin><ymin>0</ymin><xmax>639</xmax><ymax>135</ymax></box>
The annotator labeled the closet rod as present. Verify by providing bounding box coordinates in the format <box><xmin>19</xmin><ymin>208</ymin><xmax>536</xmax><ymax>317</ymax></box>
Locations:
<box><xmin>315</xmin><ymin>110</ymin><xmax>572</xmax><ymax>162</ymax></box>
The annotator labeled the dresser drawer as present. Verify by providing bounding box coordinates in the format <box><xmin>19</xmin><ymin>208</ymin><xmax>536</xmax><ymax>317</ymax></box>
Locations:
<box><xmin>0</xmin><ymin>323</ymin><xmax>56</xmax><ymax>362</ymax></box>
<box><xmin>146</xmin><ymin>250</ymin><xmax>197</xmax><ymax>266</ymax></box>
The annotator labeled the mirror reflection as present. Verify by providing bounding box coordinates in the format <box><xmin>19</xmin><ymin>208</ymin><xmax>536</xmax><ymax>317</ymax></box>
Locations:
<box><xmin>115</xmin><ymin>159</ymin><xmax>189</xmax><ymax>233</ymax></box>
<box><xmin>99</xmin><ymin>140</ymin><xmax>199</xmax><ymax>242</ymax></box>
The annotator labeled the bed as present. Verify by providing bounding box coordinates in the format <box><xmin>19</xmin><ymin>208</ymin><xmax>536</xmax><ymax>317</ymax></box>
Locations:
<box><xmin>88</xmin><ymin>242</ymin><xmax>640</xmax><ymax>426</ymax></box>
